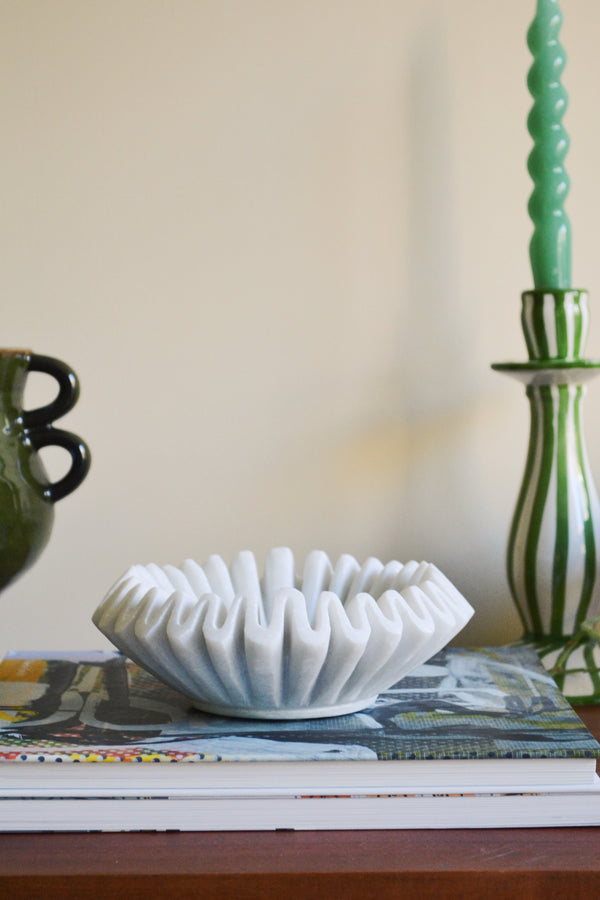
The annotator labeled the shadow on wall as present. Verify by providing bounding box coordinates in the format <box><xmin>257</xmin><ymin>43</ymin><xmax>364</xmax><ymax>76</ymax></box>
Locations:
<box><xmin>247</xmin><ymin>17</ymin><xmax>523</xmax><ymax>647</ymax></box>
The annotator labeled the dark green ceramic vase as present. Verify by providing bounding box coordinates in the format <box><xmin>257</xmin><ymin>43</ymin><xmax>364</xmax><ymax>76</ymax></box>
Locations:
<box><xmin>0</xmin><ymin>350</ymin><xmax>90</xmax><ymax>591</ymax></box>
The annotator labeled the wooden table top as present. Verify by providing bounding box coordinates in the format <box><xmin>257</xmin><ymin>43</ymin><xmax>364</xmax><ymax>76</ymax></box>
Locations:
<box><xmin>2</xmin><ymin>706</ymin><xmax>600</xmax><ymax>899</ymax></box>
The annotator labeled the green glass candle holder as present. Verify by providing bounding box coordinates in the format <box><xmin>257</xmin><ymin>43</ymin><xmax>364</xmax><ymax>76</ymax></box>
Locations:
<box><xmin>493</xmin><ymin>290</ymin><xmax>600</xmax><ymax>702</ymax></box>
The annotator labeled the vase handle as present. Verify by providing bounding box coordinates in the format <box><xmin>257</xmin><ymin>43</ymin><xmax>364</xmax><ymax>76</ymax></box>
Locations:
<box><xmin>22</xmin><ymin>354</ymin><xmax>80</xmax><ymax>428</ymax></box>
<box><xmin>21</xmin><ymin>354</ymin><xmax>91</xmax><ymax>502</ymax></box>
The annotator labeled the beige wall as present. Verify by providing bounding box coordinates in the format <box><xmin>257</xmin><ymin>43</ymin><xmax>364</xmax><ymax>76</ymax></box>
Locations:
<box><xmin>1</xmin><ymin>0</ymin><xmax>600</xmax><ymax>652</ymax></box>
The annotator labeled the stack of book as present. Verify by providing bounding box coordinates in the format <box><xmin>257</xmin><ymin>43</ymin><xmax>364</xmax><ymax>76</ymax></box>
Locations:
<box><xmin>0</xmin><ymin>645</ymin><xmax>599</xmax><ymax>831</ymax></box>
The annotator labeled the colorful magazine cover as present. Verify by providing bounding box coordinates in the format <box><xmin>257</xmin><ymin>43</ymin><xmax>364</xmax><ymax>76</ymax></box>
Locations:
<box><xmin>0</xmin><ymin>645</ymin><xmax>598</xmax><ymax>764</ymax></box>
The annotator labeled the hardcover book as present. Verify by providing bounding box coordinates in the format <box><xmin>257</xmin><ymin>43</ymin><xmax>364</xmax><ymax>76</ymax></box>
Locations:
<box><xmin>1</xmin><ymin>645</ymin><xmax>599</xmax><ymax>831</ymax></box>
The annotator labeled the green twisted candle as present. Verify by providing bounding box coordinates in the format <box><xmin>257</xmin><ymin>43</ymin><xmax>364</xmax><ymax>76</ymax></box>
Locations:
<box><xmin>527</xmin><ymin>0</ymin><xmax>571</xmax><ymax>288</ymax></box>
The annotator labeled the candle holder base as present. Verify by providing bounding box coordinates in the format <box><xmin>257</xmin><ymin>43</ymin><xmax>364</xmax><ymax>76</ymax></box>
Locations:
<box><xmin>515</xmin><ymin>626</ymin><xmax>600</xmax><ymax>705</ymax></box>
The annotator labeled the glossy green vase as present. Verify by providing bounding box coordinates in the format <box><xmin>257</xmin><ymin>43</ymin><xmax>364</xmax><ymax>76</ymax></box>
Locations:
<box><xmin>0</xmin><ymin>350</ymin><xmax>90</xmax><ymax>591</ymax></box>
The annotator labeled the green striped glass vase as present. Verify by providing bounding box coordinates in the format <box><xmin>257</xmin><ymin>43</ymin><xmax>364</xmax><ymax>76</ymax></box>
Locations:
<box><xmin>493</xmin><ymin>289</ymin><xmax>600</xmax><ymax>702</ymax></box>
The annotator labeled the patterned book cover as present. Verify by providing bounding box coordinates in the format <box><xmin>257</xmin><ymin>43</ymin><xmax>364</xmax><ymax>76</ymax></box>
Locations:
<box><xmin>0</xmin><ymin>645</ymin><xmax>598</xmax><ymax>764</ymax></box>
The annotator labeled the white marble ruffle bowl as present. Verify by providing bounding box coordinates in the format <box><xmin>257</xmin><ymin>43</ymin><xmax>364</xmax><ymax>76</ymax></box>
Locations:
<box><xmin>92</xmin><ymin>548</ymin><xmax>474</xmax><ymax>719</ymax></box>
